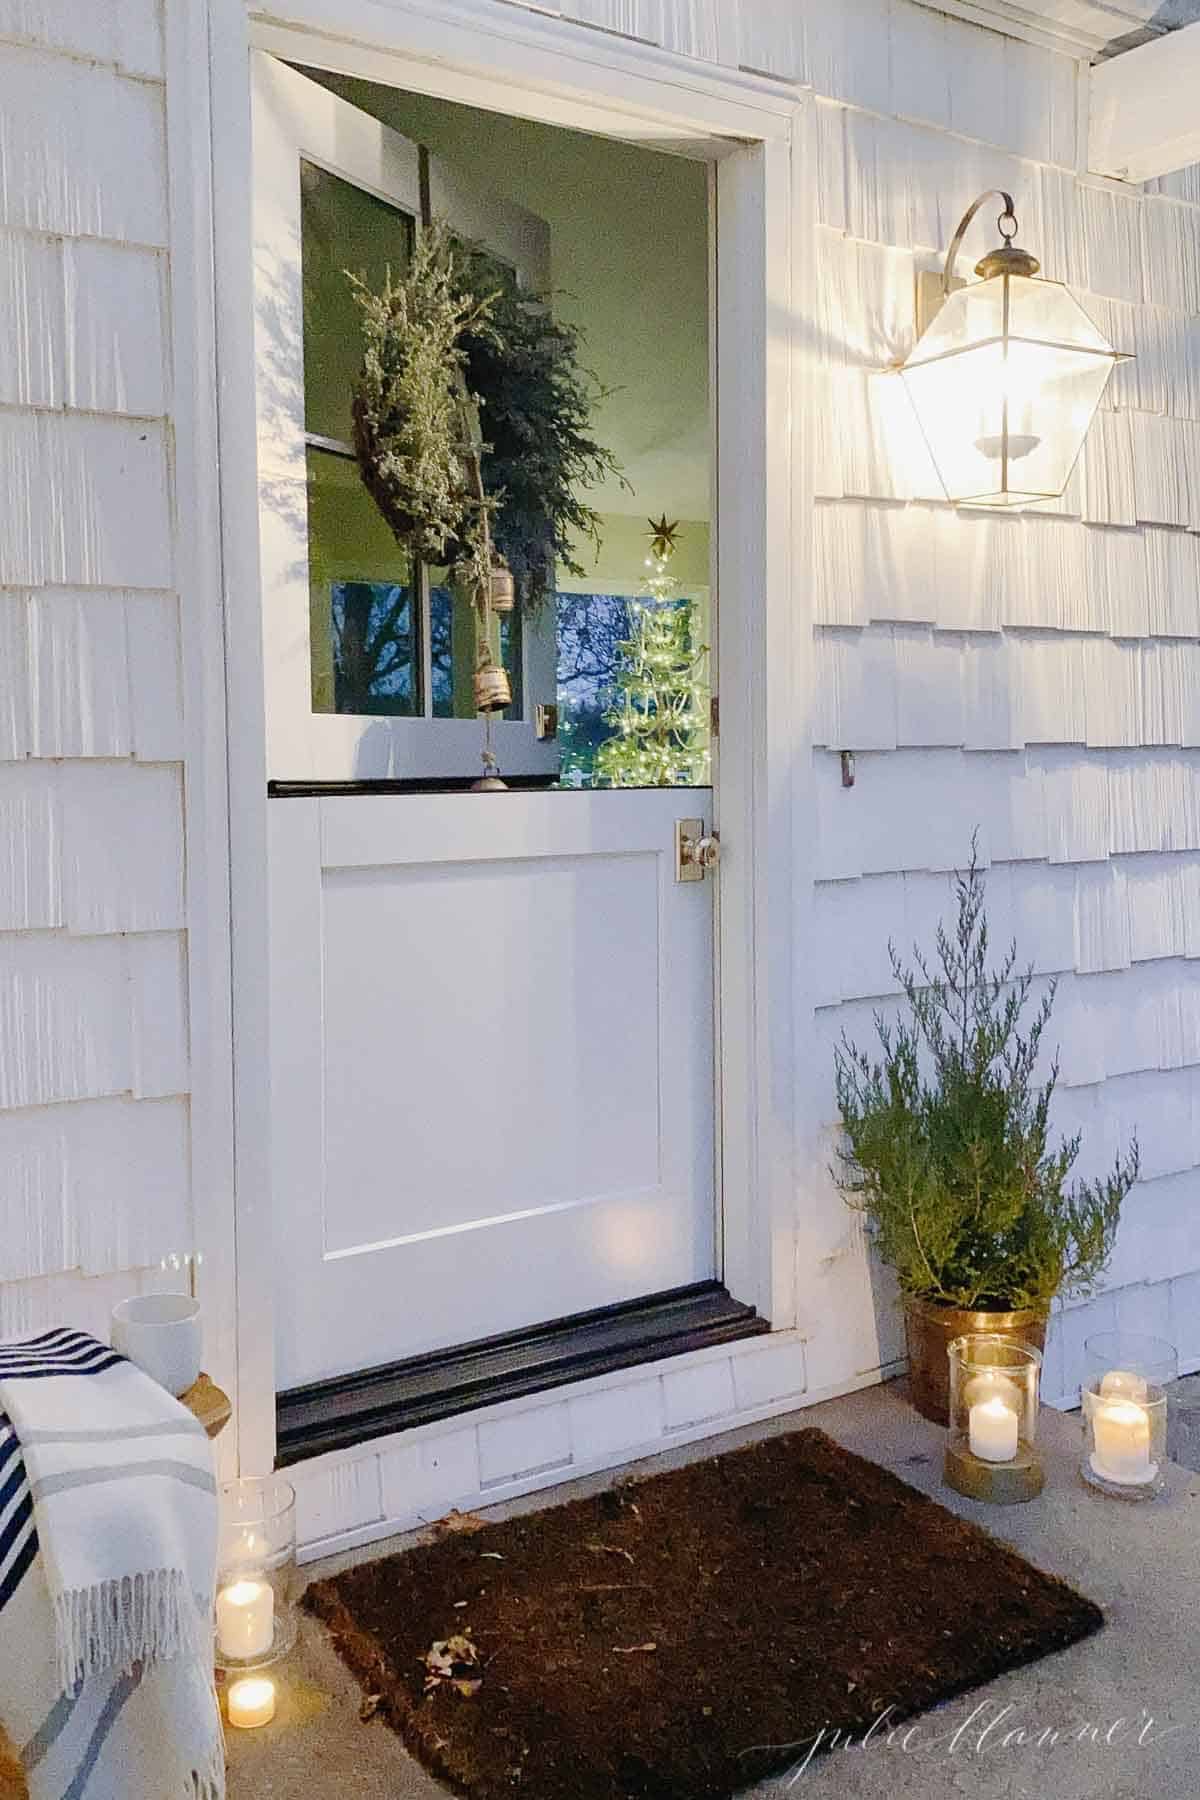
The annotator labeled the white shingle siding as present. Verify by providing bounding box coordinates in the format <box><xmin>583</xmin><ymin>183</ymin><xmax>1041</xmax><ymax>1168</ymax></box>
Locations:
<box><xmin>63</xmin><ymin>241</ymin><xmax>168</xmax><ymax>419</ymax></box>
<box><xmin>0</xmin><ymin>46</ymin><xmax>166</xmax><ymax>244</ymax></box>
<box><xmin>0</xmin><ymin>1268</ymin><xmax>185</xmax><ymax>1343</ymax></box>
<box><xmin>0</xmin><ymin>0</ymin><xmax>162</xmax><ymax>76</ymax></box>
<box><xmin>0</xmin><ymin>2</ymin><xmax>189</xmax><ymax>1320</ymax></box>
<box><xmin>793</xmin><ymin>0</ymin><xmax>1200</xmax><ymax>1405</ymax></box>
<box><xmin>0</xmin><ymin>415</ymin><xmax>172</xmax><ymax>588</ymax></box>
<box><xmin>0</xmin><ymin>1096</ymin><xmax>188</xmax><ymax>1281</ymax></box>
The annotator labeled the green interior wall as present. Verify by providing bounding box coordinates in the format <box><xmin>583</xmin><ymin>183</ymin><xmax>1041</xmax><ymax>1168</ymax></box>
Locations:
<box><xmin>300</xmin><ymin>69</ymin><xmax>711</xmax><ymax>531</ymax></box>
<box><xmin>560</xmin><ymin>512</ymin><xmax>711</xmax><ymax>593</ymax></box>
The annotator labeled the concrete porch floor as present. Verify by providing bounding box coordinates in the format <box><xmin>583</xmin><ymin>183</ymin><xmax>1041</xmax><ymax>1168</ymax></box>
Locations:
<box><xmin>227</xmin><ymin>1377</ymin><xmax>1200</xmax><ymax>1800</ymax></box>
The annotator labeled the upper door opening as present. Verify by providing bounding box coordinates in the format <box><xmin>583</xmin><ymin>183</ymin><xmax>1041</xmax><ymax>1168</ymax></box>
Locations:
<box><xmin>256</xmin><ymin>59</ymin><xmax>713</xmax><ymax>789</ymax></box>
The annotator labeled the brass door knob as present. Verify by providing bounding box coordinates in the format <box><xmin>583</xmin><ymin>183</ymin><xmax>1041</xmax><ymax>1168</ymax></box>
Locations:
<box><xmin>676</xmin><ymin>820</ymin><xmax>720</xmax><ymax>881</ymax></box>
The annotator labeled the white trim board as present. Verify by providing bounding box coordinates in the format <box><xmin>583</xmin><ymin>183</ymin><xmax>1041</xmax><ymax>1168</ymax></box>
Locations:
<box><xmin>258</xmin><ymin>0</ymin><xmax>1199</xmax><ymax>71</ymax></box>
<box><xmin>203</xmin><ymin>0</ymin><xmax>811</xmax><ymax>1477</ymax></box>
<box><xmin>910</xmin><ymin>0</ymin><xmax>1186</xmax><ymax>59</ymax></box>
<box><xmin>290</xmin><ymin>1329</ymin><xmax>896</xmax><ymax>1560</ymax></box>
<box><xmin>1088</xmin><ymin>20</ymin><xmax>1200</xmax><ymax>182</ymax></box>
<box><xmin>249</xmin><ymin>0</ymin><xmax>798</xmax><ymax>142</ymax></box>
<box><xmin>165</xmin><ymin>0</ymin><xmax>240</xmax><ymax>1476</ymax></box>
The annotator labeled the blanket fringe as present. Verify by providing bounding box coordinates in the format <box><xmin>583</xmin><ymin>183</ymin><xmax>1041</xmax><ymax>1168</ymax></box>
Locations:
<box><xmin>53</xmin><ymin>1568</ymin><xmax>207</xmax><ymax>1694</ymax></box>
<box><xmin>191</xmin><ymin>1730</ymin><xmax>227</xmax><ymax>1800</ymax></box>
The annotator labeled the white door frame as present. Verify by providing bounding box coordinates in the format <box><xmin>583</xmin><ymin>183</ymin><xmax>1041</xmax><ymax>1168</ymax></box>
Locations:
<box><xmin>184</xmin><ymin>0</ymin><xmax>817</xmax><ymax>1476</ymax></box>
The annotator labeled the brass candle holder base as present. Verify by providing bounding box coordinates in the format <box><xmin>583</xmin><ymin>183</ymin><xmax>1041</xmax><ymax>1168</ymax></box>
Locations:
<box><xmin>944</xmin><ymin>1440</ymin><xmax>1044</xmax><ymax>1504</ymax></box>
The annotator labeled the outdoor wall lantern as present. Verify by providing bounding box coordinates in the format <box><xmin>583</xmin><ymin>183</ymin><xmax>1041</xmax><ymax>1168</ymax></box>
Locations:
<box><xmin>899</xmin><ymin>189</ymin><xmax>1128</xmax><ymax>507</ymax></box>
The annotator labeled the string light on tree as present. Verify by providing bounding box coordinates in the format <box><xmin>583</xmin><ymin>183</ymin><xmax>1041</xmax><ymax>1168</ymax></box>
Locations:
<box><xmin>596</xmin><ymin>520</ymin><xmax>710</xmax><ymax>789</ymax></box>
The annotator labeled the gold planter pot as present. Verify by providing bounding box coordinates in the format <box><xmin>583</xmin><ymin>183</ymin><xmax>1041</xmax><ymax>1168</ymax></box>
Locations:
<box><xmin>904</xmin><ymin>1295</ymin><xmax>1048</xmax><ymax>1426</ymax></box>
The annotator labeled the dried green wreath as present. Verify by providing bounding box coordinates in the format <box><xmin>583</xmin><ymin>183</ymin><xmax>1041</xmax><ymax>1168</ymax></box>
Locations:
<box><xmin>349</xmin><ymin>218</ymin><xmax>622</xmax><ymax>608</ymax></box>
<box><xmin>349</xmin><ymin>220</ymin><xmax>497</xmax><ymax>600</ymax></box>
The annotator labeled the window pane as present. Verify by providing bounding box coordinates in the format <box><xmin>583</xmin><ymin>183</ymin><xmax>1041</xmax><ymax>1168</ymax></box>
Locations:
<box><xmin>499</xmin><ymin>608</ymin><xmax>523</xmax><ymax>722</ymax></box>
<box><xmin>429</xmin><ymin>581</ymin><xmax>474</xmax><ymax>720</ymax></box>
<box><xmin>556</xmin><ymin>591</ymin><xmax>711</xmax><ymax>789</ymax></box>
<box><xmin>429</xmin><ymin>580</ymin><xmax>525</xmax><ymax>721</ymax></box>
<box><xmin>307</xmin><ymin>446</ymin><xmax>417</xmax><ymax>715</ymax></box>
<box><xmin>301</xmin><ymin>160</ymin><xmax>414</xmax><ymax>444</ymax></box>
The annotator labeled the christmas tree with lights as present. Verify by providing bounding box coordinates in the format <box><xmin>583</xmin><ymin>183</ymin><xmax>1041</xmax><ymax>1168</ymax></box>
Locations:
<box><xmin>596</xmin><ymin>517</ymin><xmax>711</xmax><ymax>788</ymax></box>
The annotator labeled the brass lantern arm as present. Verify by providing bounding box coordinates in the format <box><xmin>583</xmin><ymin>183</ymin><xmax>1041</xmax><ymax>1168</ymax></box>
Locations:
<box><xmin>943</xmin><ymin>190</ymin><xmax>1040</xmax><ymax>292</ymax></box>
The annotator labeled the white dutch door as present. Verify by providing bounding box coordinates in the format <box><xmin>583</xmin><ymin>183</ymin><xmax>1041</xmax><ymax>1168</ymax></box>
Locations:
<box><xmin>254</xmin><ymin>57</ymin><xmax>719</xmax><ymax>1391</ymax></box>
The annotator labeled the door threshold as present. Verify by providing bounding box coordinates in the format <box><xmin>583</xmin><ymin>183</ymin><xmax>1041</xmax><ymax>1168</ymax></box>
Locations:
<box><xmin>275</xmin><ymin>1281</ymin><xmax>769</xmax><ymax>1466</ymax></box>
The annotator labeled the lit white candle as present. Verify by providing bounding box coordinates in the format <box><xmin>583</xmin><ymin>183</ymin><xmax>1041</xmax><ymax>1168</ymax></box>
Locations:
<box><xmin>1099</xmin><ymin>1368</ymin><xmax>1149</xmax><ymax>1403</ymax></box>
<box><xmin>216</xmin><ymin>1578</ymin><xmax>274</xmax><ymax>1660</ymax></box>
<box><xmin>962</xmin><ymin>1370</ymin><xmax>1021</xmax><ymax>1412</ymax></box>
<box><xmin>1092</xmin><ymin>1396</ymin><xmax>1154</xmax><ymax>1485</ymax></box>
<box><xmin>968</xmin><ymin>1395</ymin><xmax>1019</xmax><ymax>1463</ymax></box>
<box><xmin>227</xmin><ymin>1676</ymin><xmax>276</xmax><ymax>1729</ymax></box>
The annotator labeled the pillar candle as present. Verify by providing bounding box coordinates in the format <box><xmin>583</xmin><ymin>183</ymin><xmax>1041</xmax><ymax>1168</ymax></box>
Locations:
<box><xmin>216</xmin><ymin>1578</ymin><xmax>274</xmax><ymax>1660</ymax></box>
<box><xmin>968</xmin><ymin>1395</ymin><xmax>1019</xmax><ymax>1463</ymax></box>
<box><xmin>227</xmin><ymin>1676</ymin><xmax>276</xmax><ymax>1729</ymax></box>
<box><xmin>1092</xmin><ymin>1397</ymin><xmax>1153</xmax><ymax>1485</ymax></box>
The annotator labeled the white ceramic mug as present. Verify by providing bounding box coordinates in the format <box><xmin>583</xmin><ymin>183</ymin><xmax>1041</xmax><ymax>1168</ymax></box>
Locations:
<box><xmin>111</xmin><ymin>1294</ymin><xmax>202</xmax><ymax>1396</ymax></box>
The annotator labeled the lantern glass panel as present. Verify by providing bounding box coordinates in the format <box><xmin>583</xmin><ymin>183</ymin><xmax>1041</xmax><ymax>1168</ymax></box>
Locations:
<box><xmin>1005</xmin><ymin>275</ymin><xmax>1115</xmax><ymax>352</ymax></box>
<box><xmin>900</xmin><ymin>273</ymin><xmax>1120</xmax><ymax>506</ymax></box>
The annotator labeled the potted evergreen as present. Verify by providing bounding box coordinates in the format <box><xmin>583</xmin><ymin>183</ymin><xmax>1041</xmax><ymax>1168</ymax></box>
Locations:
<box><xmin>834</xmin><ymin>845</ymin><xmax>1139</xmax><ymax>1423</ymax></box>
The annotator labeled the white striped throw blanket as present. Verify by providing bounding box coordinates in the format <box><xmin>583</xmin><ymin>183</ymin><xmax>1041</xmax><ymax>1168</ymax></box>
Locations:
<box><xmin>0</xmin><ymin>1330</ymin><xmax>224</xmax><ymax>1800</ymax></box>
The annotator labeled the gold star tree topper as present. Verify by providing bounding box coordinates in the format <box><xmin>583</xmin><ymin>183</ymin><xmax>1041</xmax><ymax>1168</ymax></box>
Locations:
<box><xmin>646</xmin><ymin>515</ymin><xmax>681</xmax><ymax>562</ymax></box>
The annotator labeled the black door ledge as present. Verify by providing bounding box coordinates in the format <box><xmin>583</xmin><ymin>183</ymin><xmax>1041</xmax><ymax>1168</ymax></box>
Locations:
<box><xmin>276</xmin><ymin>1280</ymin><xmax>769</xmax><ymax>1466</ymax></box>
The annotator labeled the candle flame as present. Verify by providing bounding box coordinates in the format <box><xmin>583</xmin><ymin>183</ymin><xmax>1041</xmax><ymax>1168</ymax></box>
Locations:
<box><xmin>222</xmin><ymin>1579</ymin><xmax>265</xmax><ymax>1607</ymax></box>
<box><xmin>1100</xmin><ymin>1399</ymin><xmax>1147</xmax><ymax>1425</ymax></box>
<box><xmin>227</xmin><ymin>1676</ymin><xmax>276</xmax><ymax>1729</ymax></box>
<box><xmin>232</xmin><ymin>1677</ymin><xmax>273</xmax><ymax>1704</ymax></box>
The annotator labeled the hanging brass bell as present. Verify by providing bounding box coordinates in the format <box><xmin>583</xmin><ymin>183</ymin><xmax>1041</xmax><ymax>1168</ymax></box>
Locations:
<box><xmin>488</xmin><ymin>560</ymin><xmax>516</xmax><ymax>613</ymax></box>
<box><xmin>473</xmin><ymin>664</ymin><xmax>512</xmax><ymax>713</ymax></box>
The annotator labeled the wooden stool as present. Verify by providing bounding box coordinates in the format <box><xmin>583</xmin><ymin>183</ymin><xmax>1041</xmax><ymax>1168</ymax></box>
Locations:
<box><xmin>0</xmin><ymin>1736</ymin><xmax>24</xmax><ymax>1800</ymax></box>
<box><xmin>179</xmin><ymin>1372</ymin><xmax>233</xmax><ymax>1440</ymax></box>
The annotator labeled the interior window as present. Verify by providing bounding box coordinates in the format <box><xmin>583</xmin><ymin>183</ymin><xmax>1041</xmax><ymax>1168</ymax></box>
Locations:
<box><xmin>301</xmin><ymin>161</ymin><xmax>417</xmax><ymax>716</ymax></box>
<box><xmin>291</xmin><ymin>76</ymin><xmax>713</xmax><ymax>787</ymax></box>
<box><xmin>301</xmin><ymin>160</ymin><xmax>412</xmax><ymax>444</ymax></box>
<box><xmin>556</xmin><ymin>590</ymin><xmax>710</xmax><ymax>789</ymax></box>
<box><xmin>428</xmin><ymin>577</ymin><xmax>523</xmax><ymax>723</ymax></box>
<box><xmin>306</xmin><ymin>448</ymin><xmax>416</xmax><ymax>714</ymax></box>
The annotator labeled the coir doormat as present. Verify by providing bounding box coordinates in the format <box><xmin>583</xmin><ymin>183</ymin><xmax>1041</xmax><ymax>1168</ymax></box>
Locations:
<box><xmin>306</xmin><ymin>1428</ymin><xmax>1102</xmax><ymax>1799</ymax></box>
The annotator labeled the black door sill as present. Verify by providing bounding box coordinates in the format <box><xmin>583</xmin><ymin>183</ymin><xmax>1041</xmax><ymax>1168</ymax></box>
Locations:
<box><xmin>275</xmin><ymin>1281</ymin><xmax>769</xmax><ymax>1467</ymax></box>
<box><xmin>269</xmin><ymin>775</ymin><xmax>560</xmax><ymax>797</ymax></box>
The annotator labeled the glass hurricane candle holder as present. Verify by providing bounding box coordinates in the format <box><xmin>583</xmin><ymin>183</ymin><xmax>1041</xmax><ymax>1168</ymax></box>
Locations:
<box><xmin>944</xmin><ymin>1335</ymin><xmax>1044</xmax><ymax>1504</ymax></box>
<box><xmin>215</xmin><ymin>1475</ymin><xmax>297</xmax><ymax>1671</ymax></box>
<box><xmin>1081</xmin><ymin>1331</ymin><xmax>1177</xmax><ymax>1501</ymax></box>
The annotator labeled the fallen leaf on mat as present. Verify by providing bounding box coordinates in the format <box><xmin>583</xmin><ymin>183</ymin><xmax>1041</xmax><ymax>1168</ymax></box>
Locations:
<box><xmin>358</xmin><ymin>1693</ymin><xmax>383</xmax><ymax>1722</ymax></box>
<box><xmin>612</xmin><ymin>1642</ymin><xmax>657</xmax><ymax>1655</ymax></box>
<box><xmin>423</xmin><ymin>1635</ymin><xmax>483</xmax><ymax>1698</ymax></box>
<box><xmin>432</xmin><ymin>1509</ymin><xmax>489</xmax><ymax>1537</ymax></box>
<box><xmin>586</xmin><ymin>1542</ymin><xmax>635</xmax><ymax>1565</ymax></box>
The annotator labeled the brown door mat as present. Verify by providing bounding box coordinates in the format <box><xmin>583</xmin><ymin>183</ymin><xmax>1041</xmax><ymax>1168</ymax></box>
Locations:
<box><xmin>307</xmin><ymin>1426</ymin><xmax>1102</xmax><ymax>1800</ymax></box>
